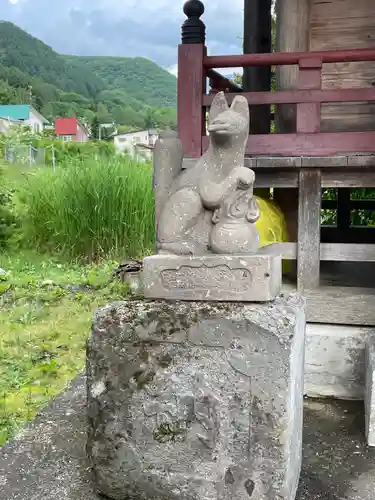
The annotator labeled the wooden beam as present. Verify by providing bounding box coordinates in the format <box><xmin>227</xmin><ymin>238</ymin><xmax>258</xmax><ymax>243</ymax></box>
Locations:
<box><xmin>177</xmin><ymin>44</ymin><xmax>206</xmax><ymax>158</ymax></box>
<box><xmin>322</xmin><ymin>199</ymin><xmax>375</xmax><ymax>210</ymax></box>
<box><xmin>264</xmin><ymin>242</ymin><xmax>375</xmax><ymax>262</ymax></box>
<box><xmin>183</xmin><ymin>155</ymin><xmax>375</xmax><ymax>170</ymax></box>
<box><xmin>293</xmin><ymin>58</ymin><xmax>322</xmax><ymax>246</ymax></box>
<box><xmin>203</xmin><ymin>47</ymin><xmax>375</xmax><ymax>69</ymax></box>
<box><xmin>206</xmin><ymin>69</ymin><xmax>242</xmax><ymax>93</ymax></box>
<box><xmin>242</xmin><ymin>0</ymin><xmax>272</xmax><ymax>134</ymax></box>
<box><xmin>305</xmin><ymin>286</ymin><xmax>375</xmax><ymax>326</ymax></box>
<box><xmin>253</xmin><ymin>171</ymin><xmax>375</xmax><ymax>189</ymax></box>
<box><xmin>200</xmin><ymin>131</ymin><xmax>375</xmax><ymax>156</ymax></box>
<box><xmin>202</xmin><ymin>87</ymin><xmax>375</xmax><ymax>107</ymax></box>
<box><xmin>297</xmin><ymin>169</ymin><xmax>322</xmax><ymax>291</ymax></box>
<box><xmin>296</xmin><ymin>57</ymin><xmax>322</xmax><ymax>134</ymax></box>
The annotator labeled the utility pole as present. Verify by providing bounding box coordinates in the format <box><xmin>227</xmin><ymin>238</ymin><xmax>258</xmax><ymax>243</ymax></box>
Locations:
<box><xmin>51</xmin><ymin>144</ymin><xmax>56</xmax><ymax>171</ymax></box>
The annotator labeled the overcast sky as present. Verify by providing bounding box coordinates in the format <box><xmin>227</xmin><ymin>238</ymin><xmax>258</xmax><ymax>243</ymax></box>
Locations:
<box><xmin>1</xmin><ymin>0</ymin><xmax>244</xmax><ymax>72</ymax></box>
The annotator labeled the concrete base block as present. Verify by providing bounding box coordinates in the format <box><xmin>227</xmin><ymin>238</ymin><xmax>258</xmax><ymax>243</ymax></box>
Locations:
<box><xmin>304</xmin><ymin>324</ymin><xmax>375</xmax><ymax>400</ymax></box>
<box><xmin>365</xmin><ymin>337</ymin><xmax>375</xmax><ymax>447</ymax></box>
<box><xmin>142</xmin><ymin>251</ymin><xmax>282</xmax><ymax>302</ymax></box>
<box><xmin>87</xmin><ymin>293</ymin><xmax>305</xmax><ymax>500</ymax></box>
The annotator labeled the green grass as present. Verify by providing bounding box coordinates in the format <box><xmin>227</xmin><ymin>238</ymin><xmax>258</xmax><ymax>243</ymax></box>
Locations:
<box><xmin>0</xmin><ymin>156</ymin><xmax>154</xmax><ymax>445</ymax></box>
<box><xmin>16</xmin><ymin>156</ymin><xmax>155</xmax><ymax>261</ymax></box>
<box><xmin>0</xmin><ymin>250</ymin><xmax>131</xmax><ymax>445</ymax></box>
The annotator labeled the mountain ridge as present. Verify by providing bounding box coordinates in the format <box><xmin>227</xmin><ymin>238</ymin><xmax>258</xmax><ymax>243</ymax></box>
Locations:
<box><xmin>64</xmin><ymin>55</ymin><xmax>177</xmax><ymax>108</ymax></box>
<box><xmin>0</xmin><ymin>21</ymin><xmax>177</xmax><ymax>131</ymax></box>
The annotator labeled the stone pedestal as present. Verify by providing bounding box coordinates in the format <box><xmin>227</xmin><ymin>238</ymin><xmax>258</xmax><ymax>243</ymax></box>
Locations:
<box><xmin>87</xmin><ymin>293</ymin><xmax>306</xmax><ymax>500</ymax></box>
<box><xmin>142</xmin><ymin>250</ymin><xmax>282</xmax><ymax>302</ymax></box>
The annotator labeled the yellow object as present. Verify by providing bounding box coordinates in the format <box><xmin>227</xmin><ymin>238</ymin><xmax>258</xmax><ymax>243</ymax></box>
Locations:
<box><xmin>255</xmin><ymin>196</ymin><xmax>290</xmax><ymax>274</ymax></box>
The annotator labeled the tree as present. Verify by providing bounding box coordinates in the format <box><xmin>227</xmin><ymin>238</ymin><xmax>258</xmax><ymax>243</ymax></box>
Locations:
<box><xmin>144</xmin><ymin>108</ymin><xmax>157</xmax><ymax>128</ymax></box>
<box><xmin>96</xmin><ymin>103</ymin><xmax>112</xmax><ymax>124</ymax></box>
<box><xmin>91</xmin><ymin>115</ymin><xmax>100</xmax><ymax>140</ymax></box>
<box><xmin>0</xmin><ymin>82</ymin><xmax>15</xmax><ymax>104</ymax></box>
<box><xmin>233</xmin><ymin>72</ymin><xmax>243</xmax><ymax>86</ymax></box>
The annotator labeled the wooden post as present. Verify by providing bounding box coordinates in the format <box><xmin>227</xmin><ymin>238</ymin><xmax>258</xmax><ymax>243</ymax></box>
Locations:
<box><xmin>243</xmin><ymin>0</ymin><xmax>272</xmax><ymax>134</ymax></box>
<box><xmin>296</xmin><ymin>57</ymin><xmax>322</xmax><ymax>133</ymax></box>
<box><xmin>296</xmin><ymin>57</ymin><xmax>322</xmax><ymax>292</ymax></box>
<box><xmin>297</xmin><ymin>170</ymin><xmax>322</xmax><ymax>291</ymax></box>
<box><xmin>273</xmin><ymin>0</ymin><xmax>311</xmax><ymax>246</ymax></box>
<box><xmin>178</xmin><ymin>1</ymin><xmax>206</xmax><ymax>158</ymax></box>
<box><xmin>275</xmin><ymin>0</ymin><xmax>311</xmax><ymax>133</ymax></box>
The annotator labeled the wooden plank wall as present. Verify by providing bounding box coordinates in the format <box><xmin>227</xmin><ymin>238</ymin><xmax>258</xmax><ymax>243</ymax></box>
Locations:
<box><xmin>310</xmin><ymin>0</ymin><xmax>375</xmax><ymax>132</ymax></box>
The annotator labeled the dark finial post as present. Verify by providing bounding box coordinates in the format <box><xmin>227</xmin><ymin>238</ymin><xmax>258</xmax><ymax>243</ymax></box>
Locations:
<box><xmin>181</xmin><ymin>0</ymin><xmax>206</xmax><ymax>44</ymax></box>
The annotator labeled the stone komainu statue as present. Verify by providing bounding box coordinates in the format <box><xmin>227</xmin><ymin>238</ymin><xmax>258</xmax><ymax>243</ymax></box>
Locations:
<box><xmin>155</xmin><ymin>92</ymin><xmax>260</xmax><ymax>255</ymax></box>
<box><xmin>153</xmin><ymin>91</ymin><xmax>288</xmax><ymax>257</ymax></box>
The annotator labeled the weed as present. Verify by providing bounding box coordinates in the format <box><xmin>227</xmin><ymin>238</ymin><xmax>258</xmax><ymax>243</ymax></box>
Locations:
<box><xmin>17</xmin><ymin>156</ymin><xmax>155</xmax><ymax>261</ymax></box>
<box><xmin>0</xmin><ymin>250</ymin><xmax>130</xmax><ymax>445</ymax></box>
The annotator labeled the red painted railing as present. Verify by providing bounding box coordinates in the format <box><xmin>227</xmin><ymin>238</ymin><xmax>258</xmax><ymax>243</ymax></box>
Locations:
<box><xmin>178</xmin><ymin>45</ymin><xmax>375</xmax><ymax>158</ymax></box>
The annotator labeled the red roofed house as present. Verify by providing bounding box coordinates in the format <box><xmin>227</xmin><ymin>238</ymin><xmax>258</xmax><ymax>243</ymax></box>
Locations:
<box><xmin>55</xmin><ymin>117</ymin><xmax>89</xmax><ymax>142</ymax></box>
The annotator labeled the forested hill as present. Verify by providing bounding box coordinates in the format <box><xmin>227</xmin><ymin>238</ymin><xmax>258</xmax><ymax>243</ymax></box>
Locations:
<box><xmin>0</xmin><ymin>21</ymin><xmax>177</xmax><ymax>131</ymax></box>
<box><xmin>64</xmin><ymin>56</ymin><xmax>177</xmax><ymax>108</ymax></box>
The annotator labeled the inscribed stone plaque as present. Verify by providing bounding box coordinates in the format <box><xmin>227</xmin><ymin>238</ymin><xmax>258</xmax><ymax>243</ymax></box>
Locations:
<box><xmin>142</xmin><ymin>251</ymin><xmax>281</xmax><ymax>302</ymax></box>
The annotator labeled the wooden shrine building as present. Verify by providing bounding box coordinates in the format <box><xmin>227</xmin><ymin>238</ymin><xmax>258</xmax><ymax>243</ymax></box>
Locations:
<box><xmin>177</xmin><ymin>0</ymin><xmax>375</xmax><ymax>331</ymax></box>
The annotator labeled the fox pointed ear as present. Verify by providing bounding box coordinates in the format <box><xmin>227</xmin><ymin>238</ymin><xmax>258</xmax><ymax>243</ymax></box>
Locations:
<box><xmin>230</xmin><ymin>95</ymin><xmax>250</xmax><ymax>121</ymax></box>
<box><xmin>209</xmin><ymin>91</ymin><xmax>229</xmax><ymax>123</ymax></box>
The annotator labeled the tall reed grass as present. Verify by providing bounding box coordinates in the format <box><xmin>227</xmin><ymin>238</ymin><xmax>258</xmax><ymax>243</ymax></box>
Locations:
<box><xmin>18</xmin><ymin>157</ymin><xmax>155</xmax><ymax>261</ymax></box>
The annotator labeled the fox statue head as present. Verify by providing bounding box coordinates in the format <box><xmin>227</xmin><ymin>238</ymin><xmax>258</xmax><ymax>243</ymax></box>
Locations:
<box><xmin>207</xmin><ymin>91</ymin><xmax>249</xmax><ymax>148</ymax></box>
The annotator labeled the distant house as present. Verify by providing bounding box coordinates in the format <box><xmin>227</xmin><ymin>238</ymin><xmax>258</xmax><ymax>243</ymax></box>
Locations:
<box><xmin>0</xmin><ymin>104</ymin><xmax>49</xmax><ymax>133</ymax></box>
<box><xmin>113</xmin><ymin>128</ymin><xmax>158</xmax><ymax>154</ymax></box>
<box><xmin>0</xmin><ymin>116</ymin><xmax>22</xmax><ymax>133</ymax></box>
<box><xmin>134</xmin><ymin>143</ymin><xmax>154</xmax><ymax>163</ymax></box>
<box><xmin>55</xmin><ymin>117</ymin><xmax>89</xmax><ymax>142</ymax></box>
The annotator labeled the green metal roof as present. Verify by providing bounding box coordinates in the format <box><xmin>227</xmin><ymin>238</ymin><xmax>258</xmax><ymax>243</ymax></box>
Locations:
<box><xmin>0</xmin><ymin>104</ymin><xmax>31</xmax><ymax>120</ymax></box>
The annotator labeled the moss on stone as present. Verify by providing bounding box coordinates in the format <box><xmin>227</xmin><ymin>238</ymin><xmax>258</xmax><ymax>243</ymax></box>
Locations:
<box><xmin>153</xmin><ymin>421</ymin><xmax>187</xmax><ymax>443</ymax></box>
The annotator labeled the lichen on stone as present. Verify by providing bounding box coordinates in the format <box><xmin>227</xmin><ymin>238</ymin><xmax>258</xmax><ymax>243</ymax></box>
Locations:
<box><xmin>153</xmin><ymin>421</ymin><xmax>188</xmax><ymax>444</ymax></box>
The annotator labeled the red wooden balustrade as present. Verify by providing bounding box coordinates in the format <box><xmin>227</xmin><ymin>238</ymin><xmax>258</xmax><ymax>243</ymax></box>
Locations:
<box><xmin>206</xmin><ymin>69</ymin><xmax>242</xmax><ymax>94</ymax></box>
<box><xmin>178</xmin><ymin>44</ymin><xmax>375</xmax><ymax>158</ymax></box>
<box><xmin>204</xmin><ymin>47</ymin><xmax>375</xmax><ymax>68</ymax></box>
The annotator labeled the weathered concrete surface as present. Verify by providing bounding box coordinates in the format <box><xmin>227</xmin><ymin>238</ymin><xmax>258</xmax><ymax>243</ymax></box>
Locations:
<box><xmin>365</xmin><ymin>337</ymin><xmax>375</xmax><ymax>446</ymax></box>
<box><xmin>87</xmin><ymin>295</ymin><xmax>305</xmax><ymax>500</ymax></box>
<box><xmin>305</xmin><ymin>324</ymin><xmax>374</xmax><ymax>400</ymax></box>
<box><xmin>1</xmin><ymin>376</ymin><xmax>375</xmax><ymax>500</ymax></box>
<box><xmin>143</xmin><ymin>252</ymin><xmax>282</xmax><ymax>301</ymax></box>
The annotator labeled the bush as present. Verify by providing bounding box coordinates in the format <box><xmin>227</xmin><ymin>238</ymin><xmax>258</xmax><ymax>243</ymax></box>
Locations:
<box><xmin>18</xmin><ymin>156</ymin><xmax>155</xmax><ymax>261</ymax></box>
<box><xmin>32</xmin><ymin>138</ymin><xmax>116</xmax><ymax>165</ymax></box>
<box><xmin>0</xmin><ymin>167</ymin><xmax>17</xmax><ymax>249</ymax></box>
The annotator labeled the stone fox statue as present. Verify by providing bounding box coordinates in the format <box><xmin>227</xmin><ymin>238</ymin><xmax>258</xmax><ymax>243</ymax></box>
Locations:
<box><xmin>209</xmin><ymin>178</ymin><xmax>260</xmax><ymax>254</ymax></box>
<box><xmin>157</xmin><ymin>91</ymin><xmax>256</xmax><ymax>255</ymax></box>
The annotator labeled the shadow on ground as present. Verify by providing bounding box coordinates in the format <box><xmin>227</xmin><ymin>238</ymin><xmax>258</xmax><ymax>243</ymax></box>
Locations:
<box><xmin>0</xmin><ymin>376</ymin><xmax>374</xmax><ymax>499</ymax></box>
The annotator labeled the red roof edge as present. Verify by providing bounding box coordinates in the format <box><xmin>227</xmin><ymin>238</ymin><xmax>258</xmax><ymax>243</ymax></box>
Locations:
<box><xmin>55</xmin><ymin>117</ymin><xmax>78</xmax><ymax>135</ymax></box>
